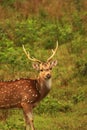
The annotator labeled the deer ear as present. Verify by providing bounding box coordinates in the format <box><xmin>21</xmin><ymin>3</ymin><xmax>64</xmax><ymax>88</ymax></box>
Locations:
<box><xmin>50</xmin><ymin>60</ymin><xmax>57</xmax><ymax>67</ymax></box>
<box><xmin>32</xmin><ymin>63</ymin><xmax>40</xmax><ymax>70</ymax></box>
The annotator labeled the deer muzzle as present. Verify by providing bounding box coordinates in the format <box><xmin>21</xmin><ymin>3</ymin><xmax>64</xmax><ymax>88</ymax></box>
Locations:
<box><xmin>46</xmin><ymin>74</ymin><xmax>51</xmax><ymax>79</ymax></box>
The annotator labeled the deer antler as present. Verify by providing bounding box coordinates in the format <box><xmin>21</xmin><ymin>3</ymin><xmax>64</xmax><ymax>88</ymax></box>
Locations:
<box><xmin>47</xmin><ymin>41</ymin><xmax>58</xmax><ymax>62</ymax></box>
<box><xmin>22</xmin><ymin>45</ymin><xmax>41</xmax><ymax>63</ymax></box>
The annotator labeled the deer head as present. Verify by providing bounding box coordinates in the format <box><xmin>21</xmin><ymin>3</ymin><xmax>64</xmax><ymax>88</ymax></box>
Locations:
<box><xmin>23</xmin><ymin>41</ymin><xmax>58</xmax><ymax>81</ymax></box>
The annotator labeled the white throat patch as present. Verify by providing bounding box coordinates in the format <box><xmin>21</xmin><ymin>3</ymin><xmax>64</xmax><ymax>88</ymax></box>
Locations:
<box><xmin>45</xmin><ymin>78</ymin><xmax>52</xmax><ymax>90</ymax></box>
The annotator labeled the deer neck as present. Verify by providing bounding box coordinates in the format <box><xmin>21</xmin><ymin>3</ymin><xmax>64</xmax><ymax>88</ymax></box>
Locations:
<box><xmin>37</xmin><ymin>77</ymin><xmax>52</xmax><ymax>100</ymax></box>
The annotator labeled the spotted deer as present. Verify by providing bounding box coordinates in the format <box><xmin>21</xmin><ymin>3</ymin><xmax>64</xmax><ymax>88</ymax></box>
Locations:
<box><xmin>0</xmin><ymin>42</ymin><xmax>58</xmax><ymax>130</ymax></box>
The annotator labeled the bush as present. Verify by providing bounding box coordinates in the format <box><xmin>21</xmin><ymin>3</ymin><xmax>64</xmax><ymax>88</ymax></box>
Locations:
<box><xmin>72</xmin><ymin>91</ymin><xmax>85</xmax><ymax>104</ymax></box>
<box><xmin>34</xmin><ymin>96</ymin><xmax>60</xmax><ymax>115</ymax></box>
<box><xmin>34</xmin><ymin>96</ymin><xmax>72</xmax><ymax>115</ymax></box>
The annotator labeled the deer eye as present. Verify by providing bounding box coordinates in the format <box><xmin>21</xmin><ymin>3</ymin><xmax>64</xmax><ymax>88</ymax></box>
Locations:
<box><xmin>50</xmin><ymin>67</ymin><xmax>52</xmax><ymax>70</ymax></box>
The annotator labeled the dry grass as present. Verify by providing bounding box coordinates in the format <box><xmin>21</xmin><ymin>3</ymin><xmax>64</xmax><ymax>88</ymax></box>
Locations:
<box><xmin>0</xmin><ymin>0</ymin><xmax>87</xmax><ymax>20</ymax></box>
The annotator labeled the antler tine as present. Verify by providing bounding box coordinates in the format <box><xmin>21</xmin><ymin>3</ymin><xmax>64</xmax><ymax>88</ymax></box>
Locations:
<box><xmin>22</xmin><ymin>45</ymin><xmax>41</xmax><ymax>63</ymax></box>
<box><xmin>47</xmin><ymin>41</ymin><xmax>58</xmax><ymax>62</ymax></box>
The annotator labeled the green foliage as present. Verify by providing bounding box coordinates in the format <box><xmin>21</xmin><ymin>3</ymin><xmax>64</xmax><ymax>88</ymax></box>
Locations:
<box><xmin>69</xmin><ymin>33</ymin><xmax>87</xmax><ymax>78</ymax></box>
<box><xmin>0</xmin><ymin>110</ymin><xmax>24</xmax><ymax>130</ymax></box>
<box><xmin>57</xmin><ymin>21</ymin><xmax>73</xmax><ymax>43</ymax></box>
<box><xmin>34</xmin><ymin>96</ymin><xmax>72</xmax><ymax>115</ymax></box>
<box><xmin>1</xmin><ymin>0</ymin><xmax>16</xmax><ymax>6</ymax></box>
<box><xmin>72</xmin><ymin>91</ymin><xmax>86</xmax><ymax>104</ymax></box>
<box><xmin>34</xmin><ymin>96</ymin><xmax>60</xmax><ymax>115</ymax></box>
<box><xmin>75</xmin><ymin>57</ymin><xmax>87</xmax><ymax>77</ymax></box>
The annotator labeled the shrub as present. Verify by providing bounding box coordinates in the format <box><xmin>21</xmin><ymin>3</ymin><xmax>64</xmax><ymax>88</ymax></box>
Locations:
<box><xmin>34</xmin><ymin>96</ymin><xmax>60</xmax><ymax>115</ymax></box>
<box><xmin>34</xmin><ymin>96</ymin><xmax>72</xmax><ymax>115</ymax></box>
<box><xmin>72</xmin><ymin>91</ymin><xmax>85</xmax><ymax>104</ymax></box>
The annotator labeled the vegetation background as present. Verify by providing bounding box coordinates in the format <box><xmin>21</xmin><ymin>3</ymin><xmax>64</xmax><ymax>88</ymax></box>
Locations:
<box><xmin>0</xmin><ymin>0</ymin><xmax>87</xmax><ymax>130</ymax></box>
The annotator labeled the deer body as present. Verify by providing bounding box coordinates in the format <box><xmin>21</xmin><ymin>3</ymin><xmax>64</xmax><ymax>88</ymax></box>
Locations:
<box><xmin>0</xmin><ymin>79</ymin><xmax>40</xmax><ymax>109</ymax></box>
<box><xmin>0</xmin><ymin>77</ymin><xmax>52</xmax><ymax>109</ymax></box>
<box><xmin>0</xmin><ymin>42</ymin><xmax>58</xmax><ymax>130</ymax></box>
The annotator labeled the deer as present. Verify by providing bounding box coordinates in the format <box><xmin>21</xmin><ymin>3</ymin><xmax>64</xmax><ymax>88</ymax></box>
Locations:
<box><xmin>0</xmin><ymin>41</ymin><xmax>58</xmax><ymax>130</ymax></box>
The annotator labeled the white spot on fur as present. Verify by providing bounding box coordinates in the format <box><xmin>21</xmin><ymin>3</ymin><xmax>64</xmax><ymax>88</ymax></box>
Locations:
<box><xmin>29</xmin><ymin>89</ymin><xmax>32</xmax><ymax>92</ymax></box>
<box><xmin>35</xmin><ymin>94</ymin><xmax>38</xmax><ymax>97</ymax></box>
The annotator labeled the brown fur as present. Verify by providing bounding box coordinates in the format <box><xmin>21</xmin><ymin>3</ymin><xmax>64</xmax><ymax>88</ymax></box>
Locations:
<box><xmin>0</xmin><ymin>79</ymin><xmax>40</xmax><ymax>108</ymax></box>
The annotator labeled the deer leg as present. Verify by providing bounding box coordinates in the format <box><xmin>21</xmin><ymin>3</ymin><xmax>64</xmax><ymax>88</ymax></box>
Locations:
<box><xmin>23</xmin><ymin>112</ymin><xmax>30</xmax><ymax>130</ymax></box>
<box><xmin>27</xmin><ymin>112</ymin><xmax>35</xmax><ymax>130</ymax></box>
<box><xmin>21</xmin><ymin>102</ymin><xmax>35</xmax><ymax>130</ymax></box>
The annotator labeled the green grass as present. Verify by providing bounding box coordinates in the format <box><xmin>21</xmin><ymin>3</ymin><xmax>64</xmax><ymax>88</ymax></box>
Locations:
<box><xmin>34</xmin><ymin>102</ymin><xmax>87</xmax><ymax>130</ymax></box>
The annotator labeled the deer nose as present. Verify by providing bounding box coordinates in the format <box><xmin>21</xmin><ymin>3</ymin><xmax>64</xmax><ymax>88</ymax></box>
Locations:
<box><xmin>46</xmin><ymin>74</ymin><xmax>51</xmax><ymax>79</ymax></box>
